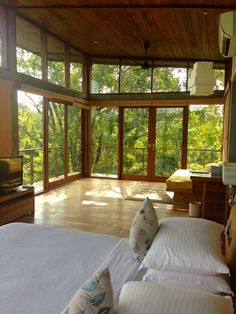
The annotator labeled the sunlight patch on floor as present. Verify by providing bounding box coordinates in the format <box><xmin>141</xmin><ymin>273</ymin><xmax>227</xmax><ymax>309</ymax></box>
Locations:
<box><xmin>82</xmin><ymin>200</ymin><xmax>108</xmax><ymax>206</ymax></box>
<box><xmin>36</xmin><ymin>192</ymin><xmax>69</xmax><ymax>204</ymax></box>
<box><xmin>85</xmin><ymin>187</ymin><xmax>122</xmax><ymax>198</ymax></box>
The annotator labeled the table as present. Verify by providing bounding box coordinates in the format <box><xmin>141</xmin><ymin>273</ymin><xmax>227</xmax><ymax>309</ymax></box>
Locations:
<box><xmin>190</xmin><ymin>174</ymin><xmax>227</xmax><ymax>224</ymax></box>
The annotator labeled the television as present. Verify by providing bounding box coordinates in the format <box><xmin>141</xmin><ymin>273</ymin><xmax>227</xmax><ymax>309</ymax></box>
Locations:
<box><xmin>0</xmin><ymin>155</ymin><xmax>23</xmax><ymax>192</ymax></box>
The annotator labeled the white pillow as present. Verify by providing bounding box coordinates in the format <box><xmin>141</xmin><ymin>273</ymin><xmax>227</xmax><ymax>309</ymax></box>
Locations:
<box><xmin>142</xmin><ymin>269</ymin><xmax>233</xmax><ymax>296</ymax></box>
<box><xmin>141</xmin><ymin>217</ymin><xmax>229</xmax><ymax>275</ymax></box>
<box><xmin>129</xmin><ymin>197</ymin><xmax>159</xmax><ymax>262</ymax></box>
<box><xmin>61</xmin><ymin>268</ymin><xmax>114</xmax><ymax>314</ymax></box>
<box><xmin>117</xmin><ymin>281</ymin><xmax>234</xmax><ymax>314</ymax></box>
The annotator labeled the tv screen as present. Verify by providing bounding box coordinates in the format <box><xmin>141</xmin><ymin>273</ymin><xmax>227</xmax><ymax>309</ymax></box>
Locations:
<box><xmin>0</xmin><ymin>156</ymin><xmax>23</xmax><ymax>191</ymax></box>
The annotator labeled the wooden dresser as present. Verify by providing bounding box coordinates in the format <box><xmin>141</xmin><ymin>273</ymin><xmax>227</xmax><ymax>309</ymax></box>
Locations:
<box><xmin>190</xmin><ymin>174</ymin><xmax>227</xmax><ymax>224</ymax></box>
<box><xmin>0</xmin><ymin>186</ymin><xmax>34</xmax><ymax>225</ymax></box>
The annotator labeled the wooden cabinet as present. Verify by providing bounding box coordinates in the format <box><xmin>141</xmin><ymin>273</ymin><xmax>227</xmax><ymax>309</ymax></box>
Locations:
<box><xmin>0</xmin><ymin>187</ymin><xmax>34</xmax><ymax>225</ymax></box>
<box><xmin>190</xmin><ymin>175</ymin><xmax>227</xmax><ymax>225</ymax></box>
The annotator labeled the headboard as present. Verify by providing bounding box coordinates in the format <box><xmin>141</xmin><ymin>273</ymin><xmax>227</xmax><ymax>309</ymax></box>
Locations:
<box><xmin>225</xmin><ymin>201</ymin><xmax>236</xmax><ymax>308</ymax></box>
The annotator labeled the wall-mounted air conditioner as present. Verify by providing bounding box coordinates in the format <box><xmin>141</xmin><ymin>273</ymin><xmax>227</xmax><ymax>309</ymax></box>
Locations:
<box><xmin>219</xmin><ymin>11</ymin><xmax>236</xmax><ymax>57</ymax></box>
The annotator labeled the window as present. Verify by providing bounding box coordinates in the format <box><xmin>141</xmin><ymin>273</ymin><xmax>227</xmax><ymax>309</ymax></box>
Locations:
<box><xmin>68</xmin><ymin>106</ymin><xmax>81</xmax><ymax>175</ymax></box>
<box><xmin>47</xmin><ymin>35</ymin><xmax>65</xmax><ymax>86</ymax></box>
<box><xmin>120</xmin><ymin>64</ymin><xmax>151</xmax><ymax>93</ymax></box>
<box><xmin>91</xmin><ymin>107</ymin><xmax>118</xmax><ymax>177</ymax></box>
<box><xmin>91</xmin><ymin>60</ymin><xmax>119</xmax><ymax>93</ymax></box>
<box><xmin>18</xmin><ymin>91</ymin><xmax>44</xmax><ymax>192</ymax></box>
<box><xmin>70</xmin><ymin>48</ymin><xmax>83</xmax><ymax>92</ymax></box>
<box><xmin>214</xmin><ymin>69</ymin><xmax>225</xmax><ymax>90</ymax></box>
<box><xmin>16</xmin><ymin>17</ymin><xmax>42</xmax><ymax>78</ymax></box>
<box><xmin>48</xmin><ymin>102</ymin><xmax>65</xmax><ymax>182</ymax></box>
<box><xmin>153</xmin><ymin>67</ymin><xmax>187</xmax><ymax>92</ymax></box>
<box><xmin>187</xmin><ymin>104</ymin><xmax>223</xmax><ymax>169</ymax></box>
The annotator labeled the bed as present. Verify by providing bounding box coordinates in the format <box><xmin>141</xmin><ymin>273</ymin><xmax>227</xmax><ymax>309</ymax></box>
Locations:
<box><xmin>1</xmin><ymin>197</ymin><xmax>235</xmax><ymax>314</ymax></box>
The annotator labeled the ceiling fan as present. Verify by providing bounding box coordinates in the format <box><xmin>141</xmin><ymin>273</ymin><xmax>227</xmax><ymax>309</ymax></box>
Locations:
<box><xmin>141</xmin><ymin>41</ymin><xmax>152</xmax><ymax>70</ymax></box>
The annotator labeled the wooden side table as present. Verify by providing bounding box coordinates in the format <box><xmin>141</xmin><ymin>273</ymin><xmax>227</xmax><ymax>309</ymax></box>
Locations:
<box><xmin>0</xmin><ymin>186</ymin><xmax>34</xmax><ymax>225</ymax></box>
<box><xmin>190</xmin><ymin>174</ymin><xmax>227</xmax><ymax>224</ymax></box>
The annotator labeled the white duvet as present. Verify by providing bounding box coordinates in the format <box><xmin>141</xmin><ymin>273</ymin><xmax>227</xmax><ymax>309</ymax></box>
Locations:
<box><xmin>0</xmin><ymin>223</ymin><xmax>139</xmax><ymax>314</ymax></box>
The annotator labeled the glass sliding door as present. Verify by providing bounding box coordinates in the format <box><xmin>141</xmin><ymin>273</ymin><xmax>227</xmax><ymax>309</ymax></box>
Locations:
<box><xmin>123</xmin><ymin>108</ymin><xmax>149</xmax><ymax>178</ymax></box>
<box><xmin>68</xmin><ymin>106</ymin><xmax>81</xmax><ymax>175</ymax></box>
<box><xmin>18</xmin><ymin>91</ymin><xmax>44</xmax><ymax>192</ymax></box>
<box><xmin>48</xmin><ymin>102</ymin><xmax>65</xmax><ymax>183</ymax></box>
<box><xmin>155</xmin><ymin>107</ymin><xmax>184</xmax><ymax>177</ymax></box>
<box><xmin>91</xmin><ymin>107</ymin><xmax>118</xmax><ymax>177</ymax></box>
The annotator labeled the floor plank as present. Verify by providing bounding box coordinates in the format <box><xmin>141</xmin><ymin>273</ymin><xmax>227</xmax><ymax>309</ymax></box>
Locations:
<box><xmin>15</xmin><ymin>178</ymin><xmax>188</xmax><ymax>237</ymax></box>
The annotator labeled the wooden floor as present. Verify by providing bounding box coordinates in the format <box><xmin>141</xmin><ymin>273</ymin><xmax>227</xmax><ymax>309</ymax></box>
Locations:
<box><xmin>16</xmin><ymin>178</ymin><xmax>188</xmax><ymax>238</ymax></box>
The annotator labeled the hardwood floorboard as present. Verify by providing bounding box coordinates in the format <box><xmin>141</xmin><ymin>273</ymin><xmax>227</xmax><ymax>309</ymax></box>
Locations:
<box><xmin>15</xmin><ymin>178</ymin><xmax>188</xmax><ymax>237</ymax></box>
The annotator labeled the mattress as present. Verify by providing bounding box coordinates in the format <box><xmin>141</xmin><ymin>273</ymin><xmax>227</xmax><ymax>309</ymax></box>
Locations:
<box><xmin>166</xmin><ymin>169</ymin><xmax>192</xmax><ymax>190</ymax></box>
<box><xmin>0</xmin><ymin>223</ymin><xmax>139</xmax><ymax>314</ymax></box>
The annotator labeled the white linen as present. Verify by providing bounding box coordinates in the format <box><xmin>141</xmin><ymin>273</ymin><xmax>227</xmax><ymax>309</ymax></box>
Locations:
<box><xmin>117</xmin><ymin>281</ymin><xmax>234</xmax><ymax>314</ymax></box>
<box><xmin>141</xmin><ymin>217</ymin><xmax>229</xmax><ymax>275</ymax></box>
<box><xmin>142</xmin><ymin>269</ymin><xmax>233</xmax><ymax>296</ymax></box>
<box><xmin>0</xmin><ymin>223</ymin><xmax>139</xmax><ymax>314</ymax></box>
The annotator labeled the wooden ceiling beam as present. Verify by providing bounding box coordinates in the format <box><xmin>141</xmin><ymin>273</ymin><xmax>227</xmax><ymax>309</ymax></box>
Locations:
<box><xmin>7</xmin><ymin>4</ymin><xmax>236</xmax><ymax>11</ymax></box>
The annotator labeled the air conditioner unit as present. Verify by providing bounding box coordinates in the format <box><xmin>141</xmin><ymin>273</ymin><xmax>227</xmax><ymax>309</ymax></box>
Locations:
<box><xmin>219</xmin><ymin>11</ymin><xmax>236</xmax><ymax>57</ymax></box>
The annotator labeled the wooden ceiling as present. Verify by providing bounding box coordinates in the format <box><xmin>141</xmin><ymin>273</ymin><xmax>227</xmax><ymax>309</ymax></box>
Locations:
<box><xmin>1</xmin><ymin>0</ymin><xmax>236</xmax><ymax>62</ymax></box>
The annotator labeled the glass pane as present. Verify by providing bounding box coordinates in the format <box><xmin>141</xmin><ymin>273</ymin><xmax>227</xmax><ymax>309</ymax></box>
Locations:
<box><xmin>91</xmin><ymin>108</ymin><xmax>118</xmax><ymax>177</ymax></box>
<box><xmin>16</xmin><ymin>17</ymin><xmax>42</xmax><ymax>78</ymax></box>
<box><xmin>155</xmin><ymin>108</ymin><xmax>183</xmax><ymax>176</ymax></box>
<box><xmin>214</xmin><ymin>69</ymin><xmax>224</xmax><ymax>90</ymax></box>
<box><xmin>187</xmin><ymin>105</ymin><xmax>223</xmax><ymax>170</ymax></box>
<box><xmin>70</xmin><ymin>48</ymin><xmax>83</xmax><ymax>92</ymax></box>
<box><xmin>68</xmin><ymin>106</ymin><xmax>81</xmax><ymax>175</ymax></box>
<box><xmin>153</xmin><ymin>67</ymin><xmax>187</xmax><ymax>92</ymax></box>
<box><xmin>123</xmin><ymin>108</ymin><xmax>148</xmax><ymax>176</ymax></box>
<box><xmin>47</xmin><ymin>35</ymin><xmax>65</xmax><ymax>86</ymax></box>
<box><xmin>91</xmin><ymin>64</ymin><xmax>119</xmax><ymax>93</ymax></box>
<box><xmin>48</xmin><ymin>102</ymin><xmax>65</xmax><ymax>182</ymax></box>
<box><xmin>17</xmin><ymin>91</ymin><xmax>44</xmax><ymax>193</ymax></box>
<box><xmin>120</xmin><ymin>65</ymin><xmax>151</xmax><ymax>93</ymax></box>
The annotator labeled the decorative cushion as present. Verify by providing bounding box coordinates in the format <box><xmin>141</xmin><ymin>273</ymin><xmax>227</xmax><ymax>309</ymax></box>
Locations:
<box><xmin>142</xmin><ymin>269</ymin><xmax>233</xmax><ymax>296</ymax></box>
<box><xmin>141</xmin><ymin>217</ymin><xmax>229</xmax><ymax>275</ymax></box>
<box><xmin>129</xmin><ymin>197</ymin><xmax>159</xmax><ymax>263</ymax></box>
<box><xmin>62</xmin><ymin>268</ymin><xmax>114</xmax><ymax>314</ymax></box>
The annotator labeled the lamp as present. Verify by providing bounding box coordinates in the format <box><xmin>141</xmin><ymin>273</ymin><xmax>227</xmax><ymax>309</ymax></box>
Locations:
<box><xmin>188</xmin><ymin>12</ymin><xmax>215</xmax><ymax>96</ymax></box>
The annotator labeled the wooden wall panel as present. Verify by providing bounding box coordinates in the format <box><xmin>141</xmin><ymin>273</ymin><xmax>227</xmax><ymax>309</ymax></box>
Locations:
<box><xmin>0</xmin><ymin>79</ymin><xmax>13</xmax><ymax>156</ymax></box>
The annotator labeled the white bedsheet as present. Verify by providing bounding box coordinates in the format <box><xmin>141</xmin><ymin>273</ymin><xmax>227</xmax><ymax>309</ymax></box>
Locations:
<box><xmin>0</xmin><ymin>223</ymin><xmax>139</xmax><ymax>314</ymax></box>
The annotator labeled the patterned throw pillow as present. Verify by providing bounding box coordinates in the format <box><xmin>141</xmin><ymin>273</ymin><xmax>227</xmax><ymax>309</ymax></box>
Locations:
<box><xmin>129</xmin><ymin>197</ymin><xmax>159</xmax><ymax>263</ymax></box>
<box><xmin>62</xmin><ymin>268</ymin><xmax>114</xmax><ymax>314</ymax></box>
